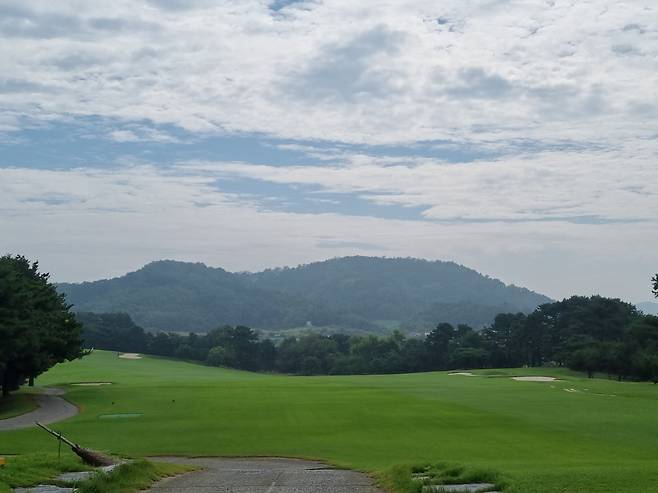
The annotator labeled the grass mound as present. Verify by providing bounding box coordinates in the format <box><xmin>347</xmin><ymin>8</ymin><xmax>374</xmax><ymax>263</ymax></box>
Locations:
<box><xmin>76</xmin><ymin>460</ymin><xmax>191</xmax><ymax>493</ymax></box>
<box><xmin>378</xmin><ymin>462</ymin><xmax>504</xmax><ymax>493</ymax></box>
<box><xmin>0</xmin><ymin>453</ymin><xmax>92</xmax><ymax>493</ymax></box>
<box><xmin>0</xmin><ymin>454</ymin><xmax>190</xmax><ymax>493</ymax></box>
<box><xmin>0</xmin><ymin>393</ymin><xmax>38</xmax><ymax>420</ymax></box>
<box><xmin>378</xmin><ymin>464</ymin><xmax>421</xmax><ymax>493</ymax></box>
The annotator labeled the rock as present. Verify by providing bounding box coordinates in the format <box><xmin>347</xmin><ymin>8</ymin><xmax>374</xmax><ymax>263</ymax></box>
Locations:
<box><xmin>57</xmin><ymin>470</ymin><xmax>97</xmax><ymax>483</ymax></box>
<box><xmin>101</xmin><ymin>464</ymin><xmax>116</xmax><ymax>473</ymax></box>
<box><xmin>100</xmin><ymin>460</ymin><xmax>127</xmax><ymax>473</ymax></box>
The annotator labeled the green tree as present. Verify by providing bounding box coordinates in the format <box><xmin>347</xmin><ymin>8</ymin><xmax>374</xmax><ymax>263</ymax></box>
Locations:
<box><xmin>206</xmin><ymin>346</ymin><xmax>234</xmax><ymax>367</ymax></box>
<box><xmin>633</xmin><ymin>350</ymin><xmax>658</xmax><ymax>384</ymax></box>
<box><xmin>567</xmin><ymin>345</ymin><xmax>603</xmax><ymax>378</ymax></box>
<box><xmin>653</xmin><ymin>274</ymin><xmax>658</xmax><ymax>298</ymax></box>
<box><xmin>481</xmin><ymin>313</ymin><xmax>527</xmax><ymax>367</ymax></box>
<box><xmin>0</xmin><ymin>255</ymin><xmax>82</xmax><ymax>397</ymax></box>
<box><xmin>207</xmin><ymin>326</ymin><xmax>260</xmax><ymax>370</ymax></box>
<box><xmin>276</xmin><ymin>333</ymin><xmax>338</xmax><ymax>374</ymax></box>
<box><xmin>425</xmin><ymin>323</ymin><xmax>455</xmax><ymax>370</ymax></box>
<box><xmin>628</xmin><ymin>315</ymin><xmax>658</xmax><ymax>347</ymax></box>
<box><xmin>450</xmin><ymin>347</ymin><xmax>489</xmax><ymax>369</ymax></box>
<box><xmin>77</xmin><ymin>312</ymin><xmax>149</xmax><ymax>353</ymax></box>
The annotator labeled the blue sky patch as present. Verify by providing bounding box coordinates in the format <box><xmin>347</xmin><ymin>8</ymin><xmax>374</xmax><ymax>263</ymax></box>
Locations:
<box><xmin>216</xmin><ymin>176</ymin><xmax>428</xmax><ymax>221</ymax></box>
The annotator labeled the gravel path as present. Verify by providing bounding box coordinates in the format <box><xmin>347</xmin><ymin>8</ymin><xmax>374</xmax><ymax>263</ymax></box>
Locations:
<box><xmin>0</xmin><ymin>388</ymin><xmax>78</xmax><ymax>431</ymax></box>
<box><xmin>147</xmin><ymin>457</ymin><xmax>385</xmax><ymax>493</ymax></box>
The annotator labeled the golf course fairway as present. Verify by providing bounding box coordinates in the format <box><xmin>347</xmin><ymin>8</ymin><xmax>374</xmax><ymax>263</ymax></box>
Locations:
<box><xmin>2</xmin><ymin>350</ymin><xmax>658</xmax><ymax>492</ymax></box>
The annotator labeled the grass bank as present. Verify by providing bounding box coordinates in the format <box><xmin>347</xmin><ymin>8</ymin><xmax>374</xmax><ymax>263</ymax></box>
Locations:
<box><xmin>0</xmin><ymin>393</ymin><xmax>38</xmax><ymax>420</ymax></box>
<box><xmin>76</xmin><ymin>460</ymin><xmax>191</xmax><ymax>493</ymax></box>
<box><xmin>0</xmin><ymin>454</ymin><xmax>189</xmax><ymax>493</ymax></box>
<box><xmin>0</xmin><ymin>453</ymin><xmax>91</xmax><ymax>493</ymax></box>
<box><xmin>378</xmin><ymin>462</ymin><xmax>505</xmax><ymax>493</ymax></box>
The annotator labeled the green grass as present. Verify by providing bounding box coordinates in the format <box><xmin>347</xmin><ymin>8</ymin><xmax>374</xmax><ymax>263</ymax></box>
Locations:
<box><xmin>76</xmin><ymin>460</ymin><xmax>192</xmax><ymax>493</ymax></box>
<box><xmin>3</xmin><ymin>350</ymin><xmax>658</xmax><ymax>492</ymax></box>
<box><xmin>378</xmin><ymin>464</ymin><xmax>421</xmax><ymax>493</ymax></box>
<box><xmin>0</xmin><ymin>393</ymin><xmax>38</xmax><ymax>419</ymax></box>
<box><xmin>0</xmin><ymin>453</ymin><xmax>92</xmax><ymax>493</ymax></box>
<box><xmin>379</xmin><ymin>462</ymin><xmax>505</xmax><ymax>493</ymax></box>
<box><xmin>0</xmin><ymin>454</ymin><xmax>189</xmax><ymax>493</ymax></box>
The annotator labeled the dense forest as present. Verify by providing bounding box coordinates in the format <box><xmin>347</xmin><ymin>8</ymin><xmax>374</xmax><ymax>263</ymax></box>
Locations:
<box><xmin>59</xmin><ymin>257</ymin><xmax>551</xmax><ymax>332</ymax></box>
<box><xmin>79</xmin><ymin>293</ymin><xmax>658</xmax><ymax>382</ymax></box>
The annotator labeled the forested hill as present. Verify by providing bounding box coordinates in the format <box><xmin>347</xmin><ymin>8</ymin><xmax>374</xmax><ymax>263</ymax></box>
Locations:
<box><xmin>58</xmin><ymin>257</ymin><xmax>552</xmax><ymax>332</ymax></box>
<box><xmin>245</xmin><ymin>257</ymin><xmax>550</xmax><ymax>324</ymax></box>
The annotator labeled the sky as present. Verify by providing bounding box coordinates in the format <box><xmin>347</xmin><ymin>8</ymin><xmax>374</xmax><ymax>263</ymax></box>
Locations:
<box><xmin>1</xmin><ymin>0</ymin><xmax>657</xmax><ymax>303</ymax></box>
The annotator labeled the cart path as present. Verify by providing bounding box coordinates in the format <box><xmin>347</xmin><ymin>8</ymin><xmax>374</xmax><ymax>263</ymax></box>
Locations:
<box><xmin>0</xmin><ymin>388</ymin><xmax>78</xmax><ymax>431</ymax></box>
<box><xmin>147</xmin><ymin>457</ymin><xmax>385</xmax><ymax>493</ymax></box>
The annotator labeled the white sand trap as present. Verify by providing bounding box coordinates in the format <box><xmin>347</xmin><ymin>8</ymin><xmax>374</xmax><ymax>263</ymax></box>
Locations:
<box><xmin>71</xmin><ymin>382</ymin><xmax>112</xmax><ymax>386</ymax></box>
<box><xmin>512</xmin><ymin>376</ymin><xmax>558</xmax><ymax>382</ymax></box>
<box><xmin>449</xmin><ymin>372</ymin><xmax>475</xmax><ymax>376</ymax></box>
<box><xmin>119</xmin><ymin>353</ymin><xmax>142</xmax><ymax>359</ymax></box>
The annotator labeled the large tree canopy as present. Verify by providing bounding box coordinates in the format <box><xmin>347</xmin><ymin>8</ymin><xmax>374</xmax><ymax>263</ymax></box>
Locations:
<box><xmin>0</xmin><ymin>255</ymin><xmax>82</xmax><ymax>397</ymax></box>
<box><xmin>653</xmin><ymin>274</ymin><xmax>658</xmax><ymax>298</ymax></box>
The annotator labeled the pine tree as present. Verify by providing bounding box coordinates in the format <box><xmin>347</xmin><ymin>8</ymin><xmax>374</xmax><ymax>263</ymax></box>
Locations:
<box><xmin>0</xmin><ymin>255</ymin><xmax>82</xmax><ymax>398</ymax></box>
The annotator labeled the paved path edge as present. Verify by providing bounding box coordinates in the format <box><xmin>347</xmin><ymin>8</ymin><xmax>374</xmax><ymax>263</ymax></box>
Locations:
<box><xmin>0</xmin><ymin>387</ymin><xmax>79</xmax><ymax>431</ymax></box>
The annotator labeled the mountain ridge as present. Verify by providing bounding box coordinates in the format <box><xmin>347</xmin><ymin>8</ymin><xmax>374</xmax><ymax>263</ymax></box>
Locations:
<box><xmin>58</xmin><ymin>256</ymin><xmax>553</xmax><ymax>332</ymax></box>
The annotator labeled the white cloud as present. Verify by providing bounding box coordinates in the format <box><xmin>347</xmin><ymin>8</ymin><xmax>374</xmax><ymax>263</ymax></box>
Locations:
<box><xmin>108</xmin><ymin>129</ymin><xmax>140</xmax><ymax>142</ymax></box>
<box><xmin>1</xmin><ymin>0</ymin><xmax>658</xmax><ymax>302</ymax></box>
<box><xmin>0</xmin><ymin>164</ymin><xmax>657</xmax><ymax>301</ymax></box>
<box><xmin>108</xmin><ymin>126</ymin><xmax>180</xmax><ymax>143</ymax></box>
<box><xmin>184</xmin><ymin>140</ymin><xmax>658</xmax><ymax>223</ymax></box>
<box><xmin>0</xmin><ymin>0</ymin><xmax>656</xmax><ymax>144</ymax></box>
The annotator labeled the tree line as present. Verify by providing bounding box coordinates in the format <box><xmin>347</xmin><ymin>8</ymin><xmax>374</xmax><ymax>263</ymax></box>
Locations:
<box><xmin>2</xmin><ymin>252</ymin><xmax>657</xmax><ymax>399</ymax></box>
<box><xmin>80</xmin><ymin>291</ymin><xmax>658</xmax><ymax>381</ymax></box>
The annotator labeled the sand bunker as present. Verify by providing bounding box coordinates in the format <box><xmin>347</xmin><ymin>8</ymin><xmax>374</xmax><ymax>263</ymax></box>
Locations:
<box><xmin>71</xmin><ymin>382</ymin><xmax>112</xmax><ymax>386</ymax></box>
<box><xmin>118</xmin><ymin>353</ymin><xmax>142</xmax><ymax>359</ymax></box>
<box><xmin>449</xmin><ymin>372</ymin><xmax>475</xmax><ymax>376</ymax></box>
<box><xmin>512</xmin><ymin>376</ymin><xmax>558</xmax><ymax>382</ymax></box>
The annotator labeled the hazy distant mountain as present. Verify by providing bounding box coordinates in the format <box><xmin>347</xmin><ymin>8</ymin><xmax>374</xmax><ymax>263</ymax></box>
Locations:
<box><xmin>246</xmin><ymin>257</ymin><xmax>550</xmax><ymax>322</ymax></box>
<box><xmin>636</xmin><ymin>301</ymin><xmax>658</xmax><ymax>316</ymax></box>
<box><xmin>58</xmin><ymin>256</ymin><xmax>552</xmax><ymax>332</ymax></box>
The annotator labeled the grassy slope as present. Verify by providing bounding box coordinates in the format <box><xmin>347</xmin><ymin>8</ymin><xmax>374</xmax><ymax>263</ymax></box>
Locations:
<box><xmin>2</xmin><ymin>351</ymin><xmax>658</xmax><ymax>492</ymax></box>
<box><xmin>75</xmin><ymin>460</ymin><xmax>192</xmax><ymax>493</ymax></box>
<box><xmin>0</xmin><ymin>453</ymin><xmax>92</xmax><ymax>493</ymax></box>
<box><xmin>0</xmin><ymin>454</ymin><xmax>189</xmax><ymax>493</ymax></box>
<box><xmin>0</xmin><ymin>393</ymin><xmax>38</xmax><ymax>419</ymax></box>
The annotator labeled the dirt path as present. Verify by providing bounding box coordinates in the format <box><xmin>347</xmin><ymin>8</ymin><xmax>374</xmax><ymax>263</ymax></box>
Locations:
<box><xmin>147</xmin><ymin>457</ymin><xmax>385</xmax><ymax>493</ymax></box>
<box><xmin>0</xmin><ymin>388</ymin><xmax>78</xmax><ymax>431</ymax></box>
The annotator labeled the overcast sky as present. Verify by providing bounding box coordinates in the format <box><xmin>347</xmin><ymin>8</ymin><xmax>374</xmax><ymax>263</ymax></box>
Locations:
<box><xmin>1</xmin><ymin>0</ymin><xmax>657</xmax><ymax>302</ymax></box>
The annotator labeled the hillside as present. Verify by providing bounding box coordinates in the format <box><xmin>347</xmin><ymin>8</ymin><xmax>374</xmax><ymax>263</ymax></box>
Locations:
<box><xmin>58</xmin><ymin>256</ymin><xmax>552</xmax><ymax>332</ymax></box>
<box><xmin>58</xmin><ymin>260</ymin><xmax>370</xmax><ymax>331</ymax></box>
<box><xmin>247</xmin><ymin>257</ymin><xmax>549</xmax><ymax>322</ymax></box>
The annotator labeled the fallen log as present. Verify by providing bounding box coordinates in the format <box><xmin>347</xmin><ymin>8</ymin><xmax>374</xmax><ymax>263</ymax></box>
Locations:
<box><xmin>35</xmin><ymin>422</ymin><xmax>117</xmax><ymax>466</ymax></box>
